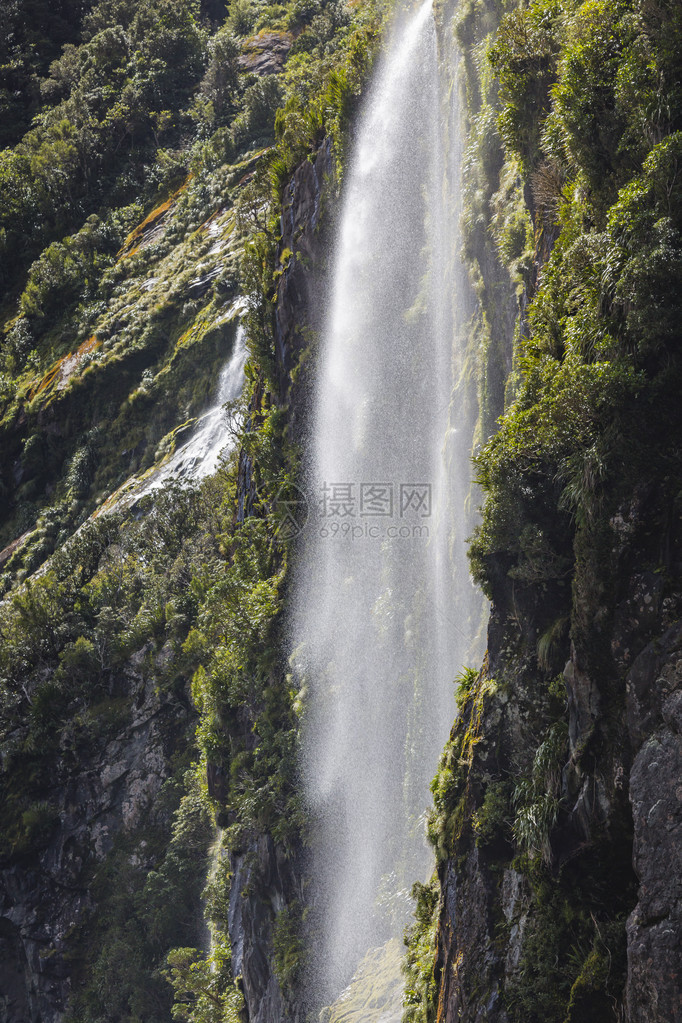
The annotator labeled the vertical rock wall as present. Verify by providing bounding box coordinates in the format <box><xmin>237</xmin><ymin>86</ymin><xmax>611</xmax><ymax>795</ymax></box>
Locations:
<box><xmin>228</xmin><ymin>138</ymin><xmax>335</xmax><ymax>1023</ymax></box>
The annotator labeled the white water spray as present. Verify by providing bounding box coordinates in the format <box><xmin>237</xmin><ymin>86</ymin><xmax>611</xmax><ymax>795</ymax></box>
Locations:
<box><xmin>136</xmin><ymin>321</ymin><xmax>247</xmax><ymax>498</ymax></box>
<box><xmin>292</xmin><ymin>0</ymin><xmax>481</xmax><ymax>1008</ymax></box>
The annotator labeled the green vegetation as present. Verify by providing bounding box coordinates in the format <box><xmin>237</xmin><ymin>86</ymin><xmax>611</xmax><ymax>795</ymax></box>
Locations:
<box><xmin>0</xmin><ymin>0</ymin><xmax>388</xmax><ymax>1017</ymax></box>
<box><xmin>426</xmin><ymin>668</ymin><xmax>500</xmax><ymax>864</ymax></box>
<box><xmin>504</xmin><ymin>865</ymin><xmax>629</xmax><ymax>1023</ymax></box>
<box><xmin>6</xmin><ymin>0</ymin><xmax>678</xmax><ymax>1016</ymax></box>
<box><xmin>273</xmin><ymin>900</ymin><xmax>307</xmax><ymax>992</ymax></box>
<box><xmin>0</xmin><ymin>483</ymin><xmax>225</xmax><ymax>1020</ymax></box>
<box><xmin>511</xmin><ymin>720</ymin><xmax>566</xmax><ymax>862</ymax></box>
<box><xmin>402</xmin><ymin>880</ymin><xmax>439</xmax><ymax>1023</ymax></box>
<box><xmin>471</xmin><ymin>0</ymin><xmax>682</xmax><ymax>697</ymax></box>
<box><xmin>0</xmin><ymin>0</ymin><xmax>385</xmax><ymax>588</ymax></box>
<box><xmin>166</xmin><ymin>944</ymin><xmax>243</xmax><ymax>1023</ymax></box>
<box><xmin>406</xmin><ymin>0</ymin><xmax>682</xmax><ymax>1021</ymax></box>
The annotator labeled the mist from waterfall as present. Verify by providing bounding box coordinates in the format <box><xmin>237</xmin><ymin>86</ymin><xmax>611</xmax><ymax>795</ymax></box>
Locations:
<box><xmin>291</xmin><ymin>0</ymin><xmax>482</xmax><ymax>1007</ymax></box>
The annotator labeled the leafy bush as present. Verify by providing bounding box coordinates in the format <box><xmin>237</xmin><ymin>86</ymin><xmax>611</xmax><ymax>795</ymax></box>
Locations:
<box><xmin>489</xmin><ymin>0</ymin><xmax>561</xmax><ymax>169</ymax></box>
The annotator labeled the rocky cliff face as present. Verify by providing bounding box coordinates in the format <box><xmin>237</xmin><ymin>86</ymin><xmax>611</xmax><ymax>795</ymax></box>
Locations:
<box><xmin>428</xmin><ymin>480</ymin><xmax>682</xmax><ymax>1023</ymax></box>
<box><xmin>274</xmin><ymin>138</ymin><xmax>333</xmax><ymax>411</ymax></box>
<box><xmin>625</xmin><ymin>617</ymin><xmax>682</xmax><ymax>1019</ymax></box>
<box><xmin>228</xmin><ymin>833</ymin><xmax>305</xmax><ymax>1023</ymax></box>
<box><xmin>227</xmin><ymin>137</ymin><xmax>335</xmax><ymax>1023</ymax></box>
<box><xmin>406</xmin><ymin>0</ymin><xmax>682</xmax><ymax>1018</ymax></box>
<box><xmin>0</xmin><ymin>652</ymin><xmax>195</xmax><ymax>1023</ymax></box>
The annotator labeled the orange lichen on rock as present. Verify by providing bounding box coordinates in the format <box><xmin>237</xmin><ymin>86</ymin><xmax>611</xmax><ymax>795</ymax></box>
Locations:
<box><xmin>56</xmin><ymin>334</ymin><xmax>102</xmax><ymax>390</ymax></box>
<box><xmin>0</xmin><ymin>531</ymin><xmax>31</xmax><ymax>566</ymax></box>
<box><xmin>27</xmin><ymin>356</ymin><xmax>68</xmax><ymax>401</ymax></box>
<box><xmin>201</xmin><ymin>208</ymin><xmax>223</xmax><ymax>233</ymax></box>
<box><xmin>118</xmin><ymin>177</ymin><xmax>192</xmax><ymax>259</ymax></box>
<box><xmin>27</xmin><ymin>334</ymin><xmax>102</xmax><ymax>401</ymax></box>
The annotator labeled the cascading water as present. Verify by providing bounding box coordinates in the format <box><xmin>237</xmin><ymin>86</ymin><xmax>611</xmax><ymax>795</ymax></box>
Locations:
<box><xmin>67</xmin><ymin>314</ymin><xmax>246</xmax><ymax>523</ymax></box>
<box><xmin>292</xmin><ymin>0</ymin><xmax>482</xmax><ymax>1009</ymax></box>
<box><xmin>136</xmin><ymin>319</ymin><xmax>247</xmax><ymax>499</ymax></box>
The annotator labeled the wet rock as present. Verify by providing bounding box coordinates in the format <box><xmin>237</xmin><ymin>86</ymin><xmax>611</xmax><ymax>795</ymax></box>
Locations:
<box><xmin>436</xmin><ymin>848</ymin><xmax>509</xmax><ymax>1023</ymax></box>
<box><xmin>501</xmin><ymin>870</ymin><xmax>529</xmax><ymax>974</ymax></box>
<box><xmin>228</xmin><ymin>834</ymin><xmax>304</xmax><ymax>1023</ymax></box>
<box><xmin>274</xmin><ymin>137</ymin><xmax>334</xmax><ymax>409</ymax></box>
<box><xmin>564</xmin><ymin>652</ymin><xmax>600</xmax><ymax>755</ymax></box>
<box><xmin>0</xmin><ymin>531</ymin><xmax>31</xmax><ymax>567</ymax></box>
<box><xmin>187</xmin><ymin>265</ymin><xmax>224</xmax><ymax>297</ymax></box>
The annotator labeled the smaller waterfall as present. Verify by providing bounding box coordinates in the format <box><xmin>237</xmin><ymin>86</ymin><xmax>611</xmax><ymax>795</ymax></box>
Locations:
<box><xmin>136</xmin><ymin>322</ymin><xmax>247</xmax><ymax>498</ymax></box>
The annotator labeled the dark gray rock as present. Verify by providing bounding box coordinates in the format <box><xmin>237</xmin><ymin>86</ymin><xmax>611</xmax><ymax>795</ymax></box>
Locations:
<box><xmin>436</xmin><ymin>848</ymin><xmax>509</xmax><ymax>1023</ymax></box>
<box><xmin>229</xmin><ymin>835</ymin><xmax>304</xmax><ymax>1023</ymax></box>
<box><xmin>625</xmin><ymin>629</ymin><xmax>682</xmax><ymax>1022</ymax></box>
<box><xmin>229</xmin><ymin>139</ymin><xmax>335</xmax><ymax>1023</ymax></box>
<box><xmin>275</xmin><ymin>137</ymin><xmax>334</xmax><ymax>410</ymax></box>
<box><xmin>0</xmin><ymin>668</ymin><xmax>190</xmax><ymax>1023</ymax></box>
<box><xmin>239</xmin><ymin>32</ymin><xmax>292</xmax><ymax>76</ymax></box>
<box><xmin>626</xmin><ymin>621</ymin><xmax>682</xmax><ymax>750</ymax></box>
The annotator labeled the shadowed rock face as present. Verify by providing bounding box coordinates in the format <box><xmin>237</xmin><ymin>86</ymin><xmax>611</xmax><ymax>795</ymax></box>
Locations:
<box><xmin>0</xmin><ymin>662</ymin><xmax>192</xmax><ymax>1023</ymax></box>
<box><xmin>228</xmin><ymin>834</ymin><xmax>306</xmax><ymax>1023</ymax></box>
<box><xmin>235</xmin><ymin>138</ymin><xmax>334</xmax><ymax>536</ymax></box>
<box><xmin>429</xmin><ymin>474</ymin><xmax>682</xmax><ymax>1023</ymax></box>
<box><xmin>274</xmin><ymin>137</ymin><xmax>334</xmax><ymax>409</ymax></box>
<box><xmin>626</xmin><ymin>626</ymin><xmax>682</xmax><ymax>1022</ymax></box>
<box><xmin>228</xmin><ymin>138</ymin><xmax>334</xmax><ymax>1023</ymax></box>
<box><xmin>0</xmin><ymin>917</ymin><xmax>35</xmax><ymax>1023</ymax></box>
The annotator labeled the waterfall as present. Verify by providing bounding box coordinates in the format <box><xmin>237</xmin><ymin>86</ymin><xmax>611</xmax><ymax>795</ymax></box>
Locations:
<box><xmin>136</xmin><ymin>319</ymin><xmax>247</xmax><ymax>498</ymax></box>
<box><xmin>291</xmin><ymin>0</ymin><xmax>481</xmax><ymax>1008</ymax></box>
